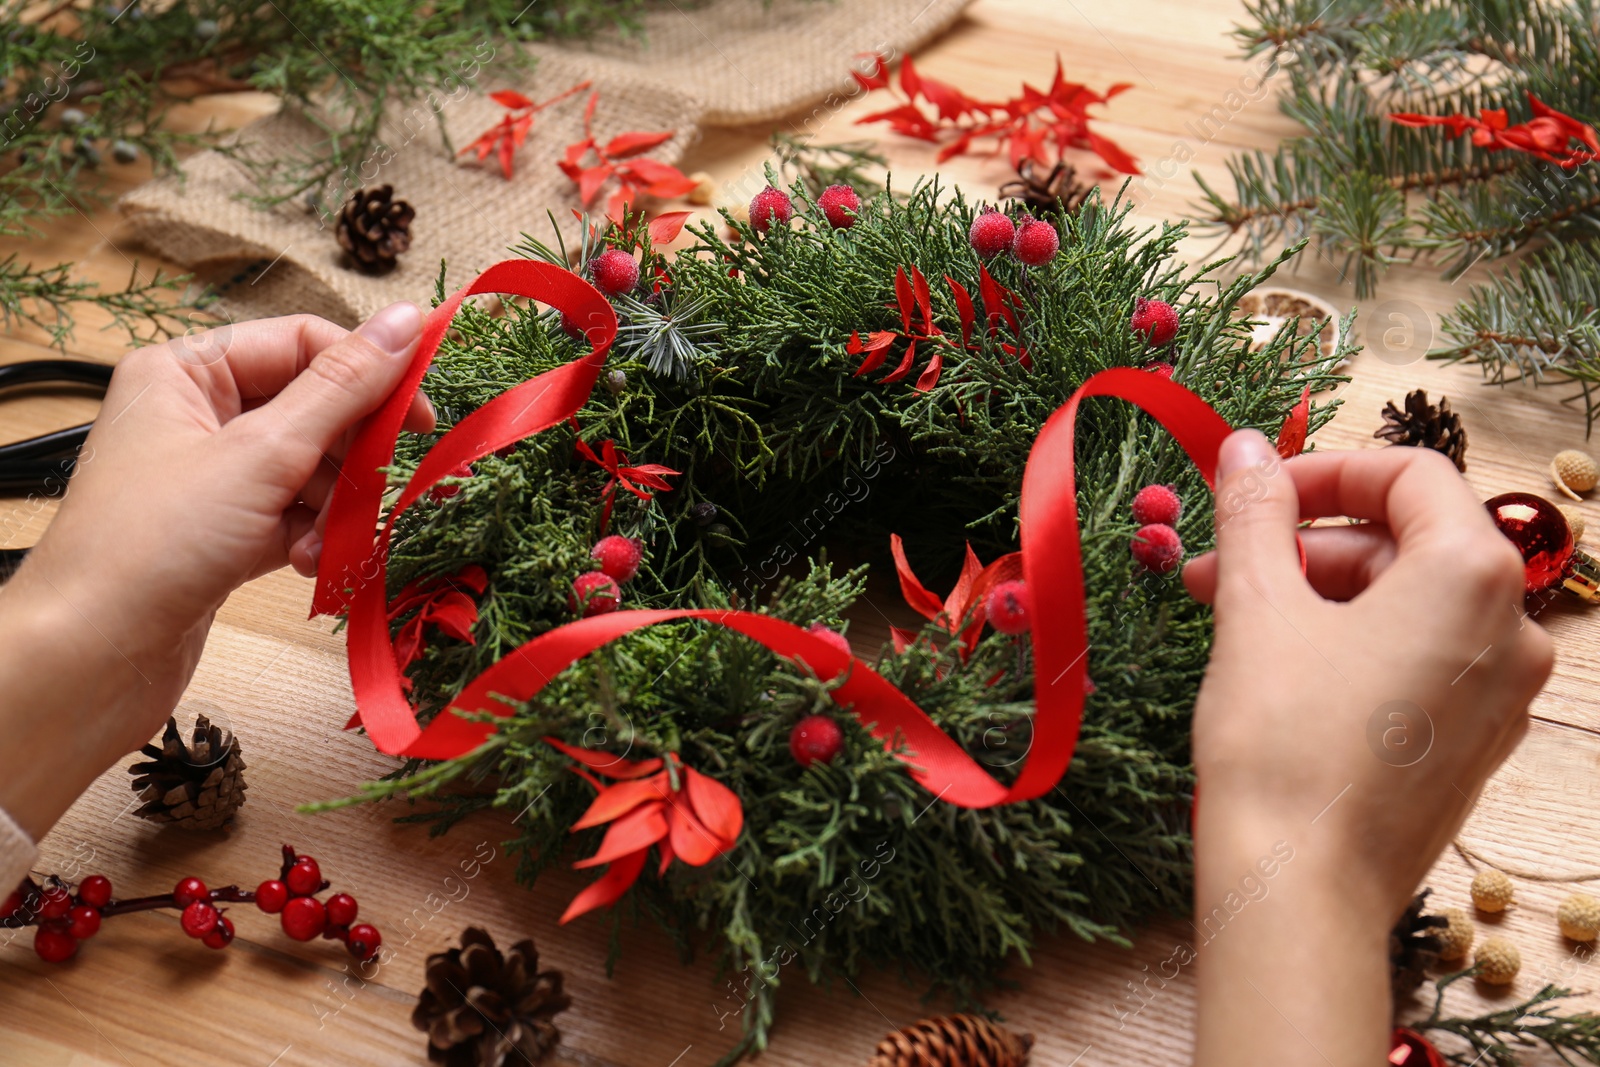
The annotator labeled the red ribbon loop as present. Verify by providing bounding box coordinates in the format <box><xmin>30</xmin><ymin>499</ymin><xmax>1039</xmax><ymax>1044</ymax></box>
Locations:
<box><xmin>313</xmin><ymin>261</ymin><xmax>1235</xmax><ymax>810</ymax></box>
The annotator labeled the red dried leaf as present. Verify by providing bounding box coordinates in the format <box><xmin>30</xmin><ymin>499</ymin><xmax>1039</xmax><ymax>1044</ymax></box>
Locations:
<box><xmin>578</xmin><ymin>164</ymin><xmax>612</xmax><ymax>206</ymax></box>
<box><xmin>899</xmin><ymin>53</ymin><xmax>923</xmax><ymax>100</ymax></box>
<box><xmin>605</xmin><ymin>129</ymin><xmax>674</xmax><ymax>158</ymax></box>
<box><xmin>490</xmin><ymin>89</ymin><xmax>535</xmax><ymax>109</ymax></box>
<box><xmin>648</xmin><ymin>210</ymin><xmax>693</xmax><ymax>245</ymax></box>
<box><xmin>1087</xmin><ymin>130</ymin><xmax>1141</xmax><ymax>175</ymax></box>
<box><xmin>1276</xmin><ymin>385</ymin><xmax>1311</xmax><ymax>459</ymax></box>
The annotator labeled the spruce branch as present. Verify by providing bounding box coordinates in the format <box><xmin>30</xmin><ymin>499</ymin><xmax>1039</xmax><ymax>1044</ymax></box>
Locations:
<box><xmin>1414</xmin><ymin>968</ymin><xmax>1600</xmax><ymax>1066</ymax></box>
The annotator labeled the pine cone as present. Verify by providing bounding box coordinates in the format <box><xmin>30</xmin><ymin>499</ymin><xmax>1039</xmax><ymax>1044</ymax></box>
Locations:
<box><xmin>1375</xmin><ymin>390</ymin><xmax>1468</xmax><ymax>471</ymax></box>
<box><xmin>336</xmin><ymin>184</ymin><xmax>414</xmax><ymax>272</ymax></box>
<box><xmin>999</xmin><ymin>160</ymin><xmax>1093</xmax><ymax>216</ymax></box>
<box><xmin>413</xmin><ymin>927</ymin><xmax>570</xmax><ymax>1067</ymax></box>
<box><xmin>128</xmin><ymin>712</ymin><xmax>247</xmax><ymax>830</ymax></box>
<box><xmin>1390</xmin><ymin>889</ymin><xmax>1449</xmax><ymax>1000</ymax></box>
<box><xmin>868</xmin><ymin>1014</ymin><xmax>1033</xmax><ymax>1067</ymax></box>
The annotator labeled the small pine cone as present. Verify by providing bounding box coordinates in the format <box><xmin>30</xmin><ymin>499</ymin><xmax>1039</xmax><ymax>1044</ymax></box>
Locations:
<box><xmin>336</xmin><ymin>184</ymin><xmax>415</xmax><ymax>272</ymax></box>
<box><xmin>1374</xmin><ymin>390</ymin><xmax>1467</xmax><ymax>471</ymax></box>
<box><xmin>1470</xmin><ymin>869</ymin><xmax>1514</xmax><ymax>913</ymax></box>
<box><xmin>1435</xmin><ymin>907</ymin><xmax>1474</xmax><ymax>960</ymax></box>
<box><xmin>413</xmin><ymin>927</ymin><xmax>570</xmax><ymax>1067</ymax></box>
<box><xmin>1475</xmin><ymin>936</ymin><xmax>1520</xmax><ymax>985</ymax></box>
<box><xmin>128</xmin><ymin>711</ymin><xmax>247</xmax><ymax>830</ymax></box>
<box><xmin>1389</xmin><ymin>890</ymin><xmax>1449</xmax><ymax>999</ymax></box>
<box><xmin>1558</xmin><ymin>893</ymin><xmax>1600</xmax><ymax>941</ymax></box>
<box><xmin>867</xmin><ymin>1014</ymin><xmax>1033</xmax><ymax>1067</ymax></box>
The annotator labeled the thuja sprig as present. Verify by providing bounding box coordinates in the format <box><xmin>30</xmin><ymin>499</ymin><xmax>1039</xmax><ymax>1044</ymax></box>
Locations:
<box><xmin>1</xmin><ymin>844</ymin><xmax>382</xmax><ymax>965</ymax></box>
<box><xmin>1411</xmin><ymin>968</ymin><xmax>1600</xmax><ymax>1066</ymax></box>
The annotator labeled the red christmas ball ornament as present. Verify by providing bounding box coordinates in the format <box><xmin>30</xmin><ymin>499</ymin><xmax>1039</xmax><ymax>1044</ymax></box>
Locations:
<box><xmin>986</xmin><ymin>579</ymin><xmax>1031</xmax><ymax>635</ymax></box>
<box><xmin>34</xmin><ymin>924</ymin><xmax>78</xmax><ymax>963</ymax></box>
<box><xmin>281</xmin><ymin>896</ymin><xmax>327</xmax><ymax>942</ymax></box>
<box><xmin>590</xmin><ymin>249</ymin><xmax>640</xmax><ymax>296</ymax></box>
<box><xmin>202</xmin><ymin>915</ymin><xmax>235</xmax><ymax>950</ymax></box>
<box><xmin>180</xmin><ymin>900</ymin><xmax>220</xmax><ymax>938</ymax></box>
<box><xmin>346</xmin><ymin>922</ymin><xmax>382</xmax><ymax>961</ymax></box>
<box><xmin>968</xmin><ymin>209</ymin><xmax>1015</xmax><ymax>257</ymax></box>
<box><xmin>325</xmin><ymin>892</ymin><xmax>359</xmax><ymax>927</ymax></box>
<box><xmin>76</xmin><ymin>875</ymin><xmax>112</xmax><ymax>909</ymax></box>
<box><xmin>789</xmin><ymin>715</ymin><xmax>844</xmax><ymax>768</ymax></box>
<box><xmin>1011</xmin><ymin>217</ymin><xmax>1060</xmax><ymax>267</ymax></box>
<box><xmin>37</xmin><ymin>884</ymin><xmax>72</xmax><ymax>920</ymax></box>
<box><xmin>66</xmin><ymin>904</ymin><xmax>101</xmax><ymax>940</ymax></box>
<box><xmin>1131</xmin><ymin>484</ymin><xmax>1182</xmax><ymax>527</ymax></box>
<box><xmin>591</xmin><ymin>535</ymin><xmax>643</xmax><ymax>583</ymax></box>
<box><xmin>1389</xmin><ymin>1027</ymin><xmax>1446</xmax><ymax>1067</ymax></box>
<box><xmin>1131</xmin><ymin>523</ymin><xmax>1184</xmax><ymax>573</ymax></box>
<box><xmin>1486</xmin><ymin>492</ymin><xmax>1575</xmax><ymax>593</ymax></box>
<box><xmin>285</xmin><ymin>856</ymin><xmax>323</xmax><ymax>897</ymax></box>
<box><xmin>255</xmin><ymin>879</ymin><xmax>289</xmax><ymax>914</ymax></box>
<box><xmin>749</xmin><ymin>186</ymin><xmax>794</xmax><ymax>234</ymax></box>
<box><xmin>570</xmin><ymin>571</ymin><xmax>621</xmax><ymax>616</ymax></box>
<box><xmin>806</xmin><ymin>622</ymin><xmax>852</xmax><ymax>658</ymax></box>
<box><xmin>818</xmin><ymin>183</ymin><xmax>862</xmax><ymax>229</ymax></box>
<box><xmin>1131</xmin><ymin>297</ymin><xmax>1180</xmax><ymax>347</ymax></box>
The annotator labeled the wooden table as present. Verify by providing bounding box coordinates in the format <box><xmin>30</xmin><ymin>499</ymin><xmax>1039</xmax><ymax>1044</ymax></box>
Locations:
<box><xmin>6</xmin><ymin>1</ymin><xmax>1600</xmax><ymax>1063</ymax></box>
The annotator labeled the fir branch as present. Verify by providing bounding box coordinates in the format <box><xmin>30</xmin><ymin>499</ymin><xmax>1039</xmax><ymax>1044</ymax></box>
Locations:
<box><xmin>1415</xmin><ymin>968</ymin><xmax>1600</xmax><ymax>1066</ymax></box>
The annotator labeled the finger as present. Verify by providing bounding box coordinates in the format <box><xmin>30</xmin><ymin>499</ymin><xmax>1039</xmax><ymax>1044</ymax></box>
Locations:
<box><xmin>1284</xmin><ymin>448</ymin><xmax>1490</xmax><ymax>550</ymax></box>
<box><xmin>297</xmin><ymin>458</ymin><xmax>343</xmax><ymax>516</ymax></box>
<box><xmin>404</xmin><ymin>390</ymin><xmax>436</xmax><ymax>434</ymax></box>
<box><xmin>228</xmin><ymin>302</ymin><xmax>424</xmax><ymax>483</ymax></box>
<box><xmin>178</xmin><ymin>315</ymin><xmax>350</xmax><ymax>401</ymax></box>
<box><xmin>289</xmin><ymin>525</ymin><xmax>322</xmax><ymax>578</ymax></box>
<box><xmin>1185</xmin><ymin>522</ymin><xmax>1399</xmax><ymax>604</ymax></box>
<box><xmin>1210</xmin><ymin>430</ymin><xmax>1306</xmax><ymax>604</ymax></box>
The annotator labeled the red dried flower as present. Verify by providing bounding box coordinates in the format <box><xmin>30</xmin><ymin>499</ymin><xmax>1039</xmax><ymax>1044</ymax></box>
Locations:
<box><xmin>558</xmin><ymin>90</ymin><xmax>698</xmax><ymax>221</ymax></box>
<box><xmin>1391</xmin><ymin>92</ymin><xmax>1599</xmax><ymax>168</ymax></box>
<box><xmin>459</xmin><ymin>83</ymin><xmax>591</xmax><ymax>179</ymax></box>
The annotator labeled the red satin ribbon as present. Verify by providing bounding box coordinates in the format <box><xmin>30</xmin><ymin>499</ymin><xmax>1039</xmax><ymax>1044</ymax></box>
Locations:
<box><xmin>313</xmin><ymin>260</ymin><xmax>1234</xmax><ymax>810</ymax></box>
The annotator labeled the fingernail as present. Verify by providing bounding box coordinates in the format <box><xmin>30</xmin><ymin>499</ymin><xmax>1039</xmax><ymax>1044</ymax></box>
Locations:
<box><xmin>418</xmin><ymin>391</ymin><xmax>436</xmax><ymax>421</ymax></box>
<box><xmin>306</xmin><ymin>539</ymin><xmax>322</xmax><ymax>570</ymax></box>
<box><xmin>1216</xmin><ymin>430</ymin><xmax>1275</xmax><ymax>479</ymax></box>
<box><xmin>357</xmin><ymin>301</ymin><xmax>423</xmax><ymax>354</ymax></box>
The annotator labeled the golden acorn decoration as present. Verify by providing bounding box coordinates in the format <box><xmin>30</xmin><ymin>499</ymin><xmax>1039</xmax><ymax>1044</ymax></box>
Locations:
<box><xmin>1558</xmin><ymin>893</ymin><xmax>1600</xmax><ymax>941</ymax></box>
<box><xmin>128</xmin><ymin>711</ymin><xmax>247</xmax><ymax>830</ymax></box>
<box><xmin>1551</xmin><ymin>449</ymin><xmax>1599</xmax><ymax>500</ymax></box>
<box><xmin>1560</xmin><ymin>505</ymin><xmax>1587</xmax><ymax>543</ymax></box>
<box><xmin>336</xmin><ymin>184</ymin><xmax>414</xmax><ymax>273</ymax></box>
<box><xmin>1474</xmin><ymin>936</ymin><xmax>1520</xmax><ymax>985</ymax></box>
<box><xmin>1470</xmin><ymin>869</ymin><xmax>1514</xmax><ymax>913</ymax></box>
<box><xmin>413</xmin><ymin>926</ymin><xmax>570</xmax><ymax>1067</ymax></box>
<box><xmin>867</xmin><ymin>1013</ymin><xmax>1033</xmax><ymax>1067</ymax></box>
<box><xmin>1435</xmin><ymin>907</ymin><xmax>1474</xmax><ymax>961</ymax></box>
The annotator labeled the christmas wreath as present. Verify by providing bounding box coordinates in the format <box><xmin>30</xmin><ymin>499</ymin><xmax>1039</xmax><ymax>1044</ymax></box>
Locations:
<box><xmin>314</xmin><ymin>177</ymin><xmax>1349</xmax><ymax>1061</ymax></box>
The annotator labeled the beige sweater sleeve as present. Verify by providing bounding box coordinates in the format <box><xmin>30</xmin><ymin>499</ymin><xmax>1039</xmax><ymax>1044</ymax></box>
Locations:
<box><xmin>0</xmin><ymin>804</ymin><xmax>36</xmax><ymax>895</ymax></box>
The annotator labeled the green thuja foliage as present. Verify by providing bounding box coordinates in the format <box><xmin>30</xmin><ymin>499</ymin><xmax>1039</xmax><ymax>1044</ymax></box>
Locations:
<box><xmin>327</xmin><ymin>177</ymin><xmax>1350</xmax><ymax>1061</ymax></box>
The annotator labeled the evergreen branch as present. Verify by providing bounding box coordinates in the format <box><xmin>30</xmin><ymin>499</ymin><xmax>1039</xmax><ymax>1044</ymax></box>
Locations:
<box><xmin>1416</xmin><ymin>968</ymin><xmax>1600</xmax><ymax>1066</ymax></box>
<box><xmin>0</xmin><ymin>256</ymin><xmax>189</xmax><ymax>349</ymax></box>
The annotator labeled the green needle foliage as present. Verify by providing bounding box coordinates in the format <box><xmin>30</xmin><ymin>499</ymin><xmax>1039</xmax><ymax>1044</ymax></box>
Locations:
<box><xmin>1415</xmin><ymin>968</ymin><xmax>1600</xmax><ymax>1065</ymax></box>
<box><xmin>1201</xmin><ymin>0</ymin><xmax>1600</xmax><ymax>422</ymax></box>
<box><xmin>323</xmin><ymin>175</ymin><xmax>1348</xmax><ymax>1062</ymax></box>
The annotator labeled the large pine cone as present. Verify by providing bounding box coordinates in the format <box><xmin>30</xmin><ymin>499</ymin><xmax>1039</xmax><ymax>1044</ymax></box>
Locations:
<box><xmin>868</xmin><ymin>1014</ymin><xmax>1033</xmax><ymax>1067</ymax></box>
<box><xmin>336</xmin><ymin>184</ymin><xmax>414</xmax><ymax>272</ymax></box>
<box><xmin>1375</xmin><ymin>389</ymin><xmax>1467</xmax><ymax>471</ymax></box>
<box><xmin>128</xmin><ymin>712</ymin><xmax>246</xmax><ymax>830</ymax></box>
<box><xmin>413</xmin><ymin>927</ymin><xmax>570</xmax><ymax>1067</ymax></box>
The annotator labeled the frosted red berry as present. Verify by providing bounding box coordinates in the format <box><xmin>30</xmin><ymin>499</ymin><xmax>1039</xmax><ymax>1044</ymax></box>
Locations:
<box><xmin>181</xmin><ymin>900</ymin><xmax>220</xmax><ymax>938</ymax></box>
<box><xmin>818</xmin><ymin>183</ymin><xmax>862</xmax><ymax>229</ymax></box>
<box><xmin>1011</xmin><ymin>217</ymin><xmax>1060</xmax><ymax>266</ymax></box>
<box><xmin>986</xmin><ymin>579</ymin><xmax>1032</xmax><ymax>635</ymax></box>
<box><xmin>66</xmin><ymin>904</ymin><xmax>101</xmax><ymax>940</ymax></box>
<box><xmin>749</xmin><ymin>186</ymin><xmax>793</xmax><ymax>234</ymax></box>
<box><xmin>968</xmin><ymin>209</ymin><xmax>1015</xmax><ymax>257</ymax></box>
<box><xmin>76</xmin><ymin>875</ymin><xmax>112</xmax><ymax>909</ymax></box>
<box><xmin>1131</xmin><ymin>523</ymin><xmax>1184</xmax><ymax>573</ymax></box>
<box><xmin>789</xmin><ymin>714</ymin><xmax>845</xmax><ymax>768</ymax></box>
<box><xmin>285</xmin><ymin>857</ymin><xmax>322</xmax><ymax>897</ymax></box>
<box><xmin>570</xmin><ymin>571</ymin><xmax>621</xmax><ymax>616</ymax></box>
<box><xmin>38</xmin><ymin>884</ymin><xmax>72</xmax><ymax>920</ymax></box>
<box><xmin>202</xmin><ymin>915</ymin><xmax>235</xmax><ymax>950</ymax></box>
<box><xmin>591</xmin><ymin>535</ymin><xmax>643</xmax><ymax>583</ymax></box>
<box><xmin>281</xmin><ymin>896</ymin><xmax>327</xmax><ymax>942</ymax></box>
<box><xmin>428</xmin><ymin>461</ymin><xmax>474</xmax><ymax>502</ymax></box>
<box><xmin>1131</xmin><ymin>484</ymin><xmax>1182</xmax><ymax>527</ymax></box>
<box><xmin>1131</xmin><ymin>297</ymin><xmax>1180</xmax><ymax>347</ymax></box>
<box><xmin>590</xmin><ymin>249</ymin><xmax>640</xmax><ymax>296</ymax></box>
<box><xmin>325</xmin><ymin>893</ymin><xmax>359</xmax><ymax>927</ymax></box>
<box><xmin>807</xmin><ymin>623</ymin><xmax>852</xmax><ymax>658</ymax></box>
<box><xmin>346</xmin><ymin>923</ymin><xmax>382</xmax><ymax>961</ymax></box>
<box><xmin>255</xmin><ymin>879</ymin><xmax>289</xmax><ymax>914</ymax></box>
<box><xmin>1142</xmin><ymin>360</ymin><xmax>1175</xmax><ymax>379</ymax></box>
<box><xmin>34</xmin><ymin>924</ymin><xmax>77</xmax><ymax>962</ymax></box>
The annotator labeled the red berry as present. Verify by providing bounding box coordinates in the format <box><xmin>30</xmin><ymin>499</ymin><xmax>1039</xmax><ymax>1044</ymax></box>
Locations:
<box><xmin>255</xmin><ymin>879</ymin><xmax>289</xmax><ymax>914</ymax></box>
<box><xmin>570</xmin><ymin>571</ymin><xmax>621</xmax><ymax>616</ymax></box>
<box><xmin>818</xmin><ymin>183</ymin><xmax>862</xmax><ymax>230</ymax></box>
<box><xmin>1131</xmin><ymin>297</ymin><xmax>1180</xmax><ymax>347</ymax></box>
<box><xmin>325</xmin><ymin>893</ymin><xmax>359</xmax><ymax>927</ymax></box>
<box><xmin>202</xmin><ymin>916</ymin><xmax>235</xmax><ymax>950</ymax></box>
<box><xmin>985</xmin><ymin>579</ymin><xmax>1031</xmax><ymax>635</ymax></box>
<box><xmin>591</xmin><ymin>535</ymin><xmax>643</xmax><ymax>583</ymax></box>
<box><xmin>968</xmin><ymin>209</ymin><xmax>1015</xmax><ymax>257</ymax></box>
<box><xmin>428</xmin><ymin>461</ymin><xmax>474</xmax><ymax>502</ymax></box>
<box><xmin>38</xmin><ymin>884</ymin><xmax>72</xmax><ymax>920</ymax></box>
<box><xmin>346</xmin><ymin>923</ymin><xmax>382</xmax><ymax>961</ymax></box>
<box><xmin>590</xmin><ymin>249</ymin><xmax>640</xmax><ymax>296</ymax></box>
<box><xmin>66</xmin><ymin>905</ymin><xmax>101</xmax><ymax>940</ymax></box>
<box><xmin>1131</xmin><ymin>523</ymin><xmax>1184</xmax><ymax>574</ymax></box>
<box><xmin>1011</xmin><ymin>217</ymin><xmax>1060</xmax><ymax>266</ymax></box>
<box><xmin>281</xmin><ymin>896</ymin><xmax>327</xmax><ymax>942</ymax></box>
<box><xmin>1142</xmin><ymin>360</ymin><xmax>1175</xmax><ymax>379</ymax></box>
<box><xmin>0</xmin><ymin>888</ymin><xmax>21</xmax><ymax>920</ymax></box>
<box><xmin>76</xmin><ymin>875</ymin><xmax>112</xmax><ymax>909</ymax></box>
<box><xmin>1131</xmin><ymin>484</ymin><xmax>1182</xmax><ymax>527</ymax></box>
<box><xmin>749</xmin><ymin>186</ymin><xmax>793</xmax><ymax>234</ymax></box>
<box><xmin>789</xmin><ymin>714</ymin><xmax>844</xmax><ymax>768</ymax></box>
<box><xmin>285</xmin><ymin>857</ymin><xmax>323</xmax><ymax>897</ymax></box>
<box><xmin>34</xmin><ymin>924</ymin><xmax>77</xmax><ymax>963</ymax></box>
<box><xmin>173</xmin><ymin>877</ymin><xmax>208</xmax><ymax>908</ymax></box>
<box><xmin>806</xmin><ymin>623</ymin><xmax>852</xmax><ymax>658</ymax></box>
<box><xmin>181</xmin><ymin>900</ymin><xmax>220</xmax><ymax>938</ymax></box>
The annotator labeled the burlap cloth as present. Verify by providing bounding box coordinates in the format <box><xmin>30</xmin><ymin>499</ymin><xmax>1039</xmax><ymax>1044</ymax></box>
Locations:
<box><xmin>118</xmin><ymin>0</ymin><xmax>973</xmax><ymax>326</ymax></box>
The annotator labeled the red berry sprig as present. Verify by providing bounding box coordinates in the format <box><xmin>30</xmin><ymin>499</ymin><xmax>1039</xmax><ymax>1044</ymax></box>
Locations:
<box><xmin>1</xmin><ymin>845</ymin><xmax>381</xmax><ymax>966</ymax></box>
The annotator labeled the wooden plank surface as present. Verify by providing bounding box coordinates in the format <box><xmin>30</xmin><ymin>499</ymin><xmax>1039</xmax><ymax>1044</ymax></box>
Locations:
<box><xmin>5</xmin><ymin>1</ymin><xmax>1600</xmax><ymax>1064</ymax></box>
